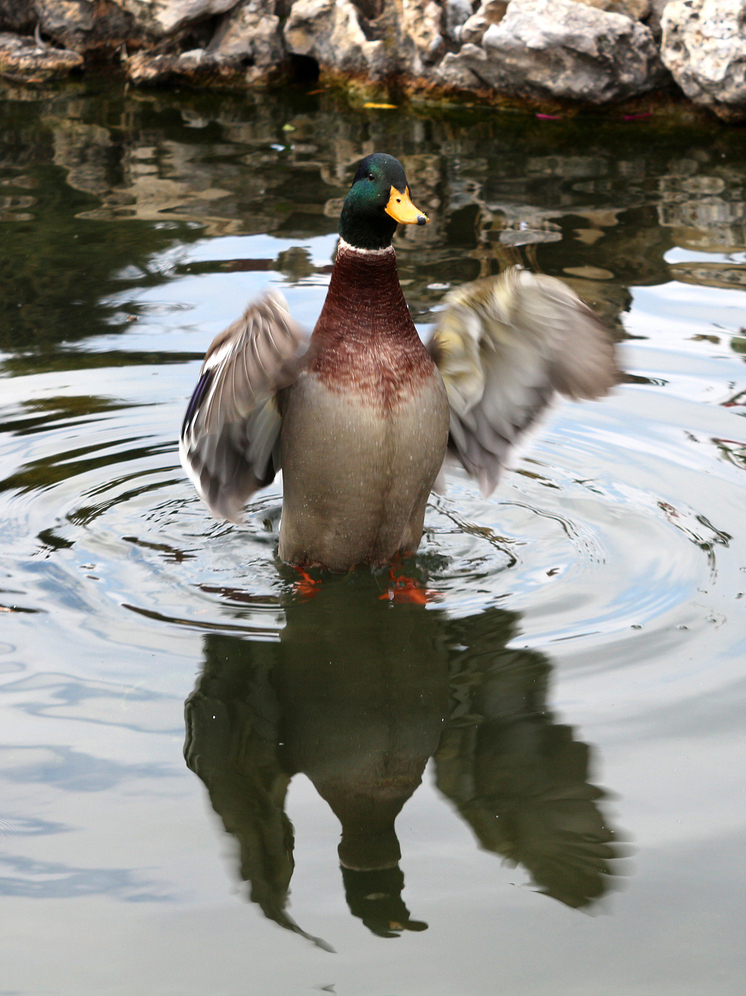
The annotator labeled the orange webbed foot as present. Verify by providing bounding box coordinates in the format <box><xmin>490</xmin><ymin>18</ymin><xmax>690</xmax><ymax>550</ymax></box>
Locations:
<box><xmin>379</xmin><ymin>564</ymin><xmax>437</xmax><ymax>604</ymax></box>
<box><xmin>292</xmin><ymin>565</ymin><xmax>323</xmax><ymax>600</ymax></box>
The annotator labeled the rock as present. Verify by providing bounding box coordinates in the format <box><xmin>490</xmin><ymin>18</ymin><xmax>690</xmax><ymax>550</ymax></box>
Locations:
<box><xmin>283</xmin><ymin>0</ymin><xmax>385</xmax><ymax>77</ymax></box>
<box><xmin>438</xmin><ymin>0</ymin><xmax>665</xmax><ymax>102</ymax></box>
<box><xmin>125</xmin><ymin>48</ymin><xmax>251</xmax><ymax>85</ymax></box>
<box><xmin>111</xmin><ymin>0</ymin><xmax>242</xmax><ymax>36</ymax></box>
<box><xmin>37</xmin><ymin>0</ymin><xmax>95</xmax><ymax>35</ymax></box>
<box><xmin>207</xmin><ymin>0</ymin><xmax>284</xmax><ymax>76</ymax></box>
<box><xmin>35</xmin><ymin>0</ymin><xmax>135</xmax><ymax>49</ymax></box>
<box><xmin>643</xmin><ymin>0</ymin><xmax>669</xmax><ymax>41</ymax></box>
<box><xmin>437</xmin><ymin>41</ymin><xmax>490</xmax><ymax>91</ymax></box>
<box><xmin>661</xmin><ymin>0</ymin><xmax>746</xmax><ymax>121</ymax></box>
<box><xmin>572</xmin><ymin>0</ymin><xmax>649</xmax><ymax>19</ymax></box>
<box><xmin>458</xmin><ymin>0</ymin><xmax>507</xmax><ymax>45</ymax></box>
<box><xmin>284</xmin><ymin>0</ymin><xmax>446</xmax><ymax>81</ymax></box>
<box><xmin>0</xmin><ymin>30</ymin><xmax>83</xmax><ymax>79</ymax></box>
<box><xmin>0</xmin><ymin>0</ymin><xmax>732</xmax><ymax>120</ymax></box>
<box><xmin>0</xmin><ymin>0</ymin><xmax>35</xmax><ymax>33</ymax></box>
<box><xmin>444</xmin><ymin>0</ymin><xmax>473</xmax><ymax>42</ymax></box>
<box><xmin>400</xmin><ymin>0</ymin><xmax>445</xmax><ymax>71</ymax></box>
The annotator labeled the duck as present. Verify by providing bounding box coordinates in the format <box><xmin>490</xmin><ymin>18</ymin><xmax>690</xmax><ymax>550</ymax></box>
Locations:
<box><xmin>180</xmin><ymin>153</ymin><xmax>617</xmax><ymax>573</ymax></box>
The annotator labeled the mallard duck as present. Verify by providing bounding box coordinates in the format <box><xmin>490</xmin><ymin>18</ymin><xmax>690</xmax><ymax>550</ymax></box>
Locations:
<box><xmin>180</xmin><ymin>153</ymin><xmax>617</xmax><ymax>572</ymax></box>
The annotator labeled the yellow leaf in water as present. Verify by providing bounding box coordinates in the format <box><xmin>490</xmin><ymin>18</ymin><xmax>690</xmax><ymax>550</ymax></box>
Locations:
<box><xmin>363</xmin><ymin>102</ymin><xmax>398</xmax><ymax>109</ymax></box>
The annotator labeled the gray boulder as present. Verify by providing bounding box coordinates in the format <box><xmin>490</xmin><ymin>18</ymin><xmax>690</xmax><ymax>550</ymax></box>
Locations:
<box><xmin>112</xmin><ymin>0</ymin><xmax>241</xmax><ymax>36</ymax></box>
<box><xmin>125</xmin><ymin>47</ymin><xmax>250</xmax><ymax>85</ymax></box>
<box><xmin>207</xmin><ymin>0</ymin><xmax>284</xmax><ymax>80</ymax></box>
<box><xmin>283</xmin><ymin>0</ymin><xmax>446</xmax><ymax>80</ymax></box>
<box><xmin>35</xmin><ymin>0</ymin><xmax>135</xmax><ymax>49</ymax></box>
<box><xmin>0</xmin><ymin>29</ymin><xmax>83</xmax><ymax>78</ymax></box>
<box><xmin>572</xmin><ymin>0</ymin><xmax>650</xmax><ymax>18</ymax></box>
<box><xmin>283</xmin><ymin>0</ymin><xmax>386</xmax><ymax>77</ymax></box>
<box><xmin>661</xmin><ymin>0</ymin><xmax>746</xmax><ymax>121</ymax></box>
<box><xmin>0</xmin><ymin>0</ymin><xmax>35</xmax><ymax>33</ymax></box>
<box><xmin>0</xmin><ymin>0</ymin><xmax>135</xmax><ymax>50</ymax></box>
<box><xmin>458</xmin><ymin>0</ymin><xmax>507</xmax><ymax>46</ymax></box>
<box><xmin>438</xmin><ymin>0</ymin><xmax>666</xmax><ymax>102</ymax></box>
<box><xmin>445</xmin><ymin>0</ymin><xmax>474</xmax><ymax>42</ymax></box>
<box><xmin>400</xmin><ymin>0</ymin><xmax>445</xmax><ymax>73</ymax></box>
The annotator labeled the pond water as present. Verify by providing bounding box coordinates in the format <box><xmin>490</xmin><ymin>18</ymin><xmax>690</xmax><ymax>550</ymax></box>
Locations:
<box><xmin>1</xmin><ymin>80</ymin><xmax>745</xmax><ymax>995</ymax></box>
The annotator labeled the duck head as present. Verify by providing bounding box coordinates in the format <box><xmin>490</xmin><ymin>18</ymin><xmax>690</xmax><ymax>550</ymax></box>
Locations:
<box><xmin>339</xmin><ymin>153</ymin><xmax>429</xmax><ymax>251</ymax></box>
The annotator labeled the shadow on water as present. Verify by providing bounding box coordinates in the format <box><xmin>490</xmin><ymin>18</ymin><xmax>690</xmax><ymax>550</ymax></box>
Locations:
<box><xmin>184</xmin><ymin>574</ymin><xmax>623</xmax><ymax>948</ymax></box>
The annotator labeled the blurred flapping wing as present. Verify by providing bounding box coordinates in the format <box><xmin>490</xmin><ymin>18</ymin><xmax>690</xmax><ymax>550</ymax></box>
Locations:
<box><xmin>180</xmin><ymin>290</ymin><xmax>307</xmax><ymax>522</ymax></box>
<box><xmin>429</xmin><ymin>267</ymin><xmax>618</xmax><ymax>495</ymax></box>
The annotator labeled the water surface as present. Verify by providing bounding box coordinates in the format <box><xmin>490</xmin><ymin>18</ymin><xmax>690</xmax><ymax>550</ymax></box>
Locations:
<box><xmin>1</xmin><ymin>82</ymin><xmax>745</xmax><ymax>995</ymax></box>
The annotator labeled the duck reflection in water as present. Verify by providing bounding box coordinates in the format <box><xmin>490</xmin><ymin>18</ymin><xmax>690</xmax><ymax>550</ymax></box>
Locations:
<box><xmin>184</xmin><ymin>575</ymin><xmax>621</xmax><ymax>946</ymax></box>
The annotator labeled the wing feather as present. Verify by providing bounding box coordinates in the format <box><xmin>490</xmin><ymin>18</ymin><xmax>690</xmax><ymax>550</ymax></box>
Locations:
<box><xmin>430</xmin><ymin>267</ymin><xmax>618</xmax><ymax>495</ymax></box>
<box><xmin>180</xmin><ymin>290</ymin><xmax>307</xmax><ymax>522</ymax></box>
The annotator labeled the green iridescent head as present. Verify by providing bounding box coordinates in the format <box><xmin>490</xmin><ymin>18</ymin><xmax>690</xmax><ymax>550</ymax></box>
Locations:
<box><xmin>339</xmin><ymin>153</ymin><xmax>429</xmax><ymax>250</ymax></box>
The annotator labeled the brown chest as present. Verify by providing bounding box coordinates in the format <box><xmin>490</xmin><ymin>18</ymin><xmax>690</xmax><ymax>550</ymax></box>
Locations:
<box><xmin>310</xmin><ymin>329</ymin><xmax>438</xmax><ymax>411</ymax></box>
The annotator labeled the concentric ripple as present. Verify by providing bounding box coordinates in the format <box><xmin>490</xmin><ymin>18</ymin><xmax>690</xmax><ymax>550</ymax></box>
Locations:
<box><xmin>1</xmin><ymin>356</ymin><xmax>741</xmax><ymax>671</ymax></box>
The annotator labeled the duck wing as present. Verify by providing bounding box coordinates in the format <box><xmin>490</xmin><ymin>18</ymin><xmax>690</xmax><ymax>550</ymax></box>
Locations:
<box><xmin>429</xmin><ymin>267</ymin><xmax>618</xmax><ymax>495</ymax></box>
<box><xmin>180</xmin><ymin>290</ymin><xmax>308</xmax><ymax>522</ymax></box>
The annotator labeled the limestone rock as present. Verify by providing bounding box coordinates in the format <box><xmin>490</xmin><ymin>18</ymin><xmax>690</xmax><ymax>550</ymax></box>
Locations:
<box><xmin>572</xmin><ymin>0</ymin><xmax>649</xmax><ymax>19</ymax></box>
<box><xmin>208</xmin><ymin>0</ymin><xmax>283</xmax><ymax>73</ymax></box>
<box><xmin>0</xmin><ymin>30</ymin><xmax>83</xmax><ymax>78</ymax></box>
<box><xmin>401</xmin><ymin>0</ymin><xmax>445</xmax><ymax>71</ymax></box>
<box><xmin>661</xmin><ymin>0</ymin><xmax>746</xmax><ymax>121</ymax></box>
<box><xmin>437</xmin><ymin>41</ymin><xmax>491</xmax><ymax>91</ymax></box>
<box><xmin>0</xmin><ymin>0</ymin><xmax>36</xmax><ymax>33</ymax></box>
<box><xmin>283</xmin><ymin>0</ymin><xmax>385</xmax><ymax>76</ymax></box>
<box><xmin>111</xmin><ymin>0</ymin><xmax>241</xmax><ymax>36</ymax></box>
<box><xmin>125</xmin><ymin>47</ymin><xmax>251</xmax><ymax>85</ymax></box>
<box><xmin>444</xmin><ymin>0</ymin><xmax>473</xmax><ymax>41</ymax></box>
<box><xmin>458</xmin><ymin>0</ymin><xmax>507</xmax><ymax>46</ymax></box>
<box><xmin>438</xmin><ymin>0</ymin><xmax>665</xmax><ymax>102</ymax></box>
<box><xmin>644</xmin><ymin>0</ymin><xmax>669</xmax><ymax>41</ymax></box>
<box><xmin>37</xmin><ymin>0</ymin><xmax>95</xmax><ymax>35</ymax></box>
<box><xmin>36</xmin><ymin>0</ymin><xmax>135</xmax><ymax>49</ymax></box>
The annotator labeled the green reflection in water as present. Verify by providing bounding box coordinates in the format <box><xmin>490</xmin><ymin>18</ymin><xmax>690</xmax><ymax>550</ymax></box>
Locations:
<box><xmin>3</xmin><ymin>79</ymin><xmax>746</xmax><ymax>371</ymax></box>
<box><xmin>185</xmin><ymin>575</ymin><xmax>621</xmax><ymax>945</ymax></box>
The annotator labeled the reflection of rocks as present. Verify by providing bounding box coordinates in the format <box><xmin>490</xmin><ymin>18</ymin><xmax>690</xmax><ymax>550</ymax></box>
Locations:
<box><xmin>48</xmin><ymin>113</ymin><xmax>243</xmax><ymax>233</ymax></box>
<box><xmin>667</xmin><ymin>261</ymin><xmax>746</xmax><ymax>292</ymax></box>
<box><xmin>8</xmin><ymin>85</ymin><xmax>746</xmax><ymax>350</ymax></box>
<box><xmin>656</xmin><ymin>157</ymin><xmax>746</xmax><ymax>252</ymax></box>
<box><xmin>184</xmin><ymin>577</ymin><xmax>621</xmax><ymax>941</ymax></box>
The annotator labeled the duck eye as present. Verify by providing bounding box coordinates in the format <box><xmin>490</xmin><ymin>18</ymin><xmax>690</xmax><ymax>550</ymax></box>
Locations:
<box><xmin>368</xmin><ymin>173</ymin><xmax>375</xmax><ymax>181</ymax></box>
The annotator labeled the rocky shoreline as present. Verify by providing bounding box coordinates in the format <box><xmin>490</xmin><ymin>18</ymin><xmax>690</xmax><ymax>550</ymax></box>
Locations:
<box><xmin>1</xmin><ymin>1</ymin><xmax>745</xmax><ymax>122</ymax></box>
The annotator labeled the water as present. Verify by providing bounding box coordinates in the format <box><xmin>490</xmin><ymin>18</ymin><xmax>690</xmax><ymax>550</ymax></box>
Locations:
<box><xmin>1</xmin><ymin>81</ymin><xmax>745</xmax><ymax>994</ymax></box>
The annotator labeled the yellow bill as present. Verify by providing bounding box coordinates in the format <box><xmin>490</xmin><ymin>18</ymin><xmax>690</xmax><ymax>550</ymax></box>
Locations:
<box><xmin>385</xmin><ymin>186</ymin><xmax>429</xmax><ymax>226</ymax></box>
